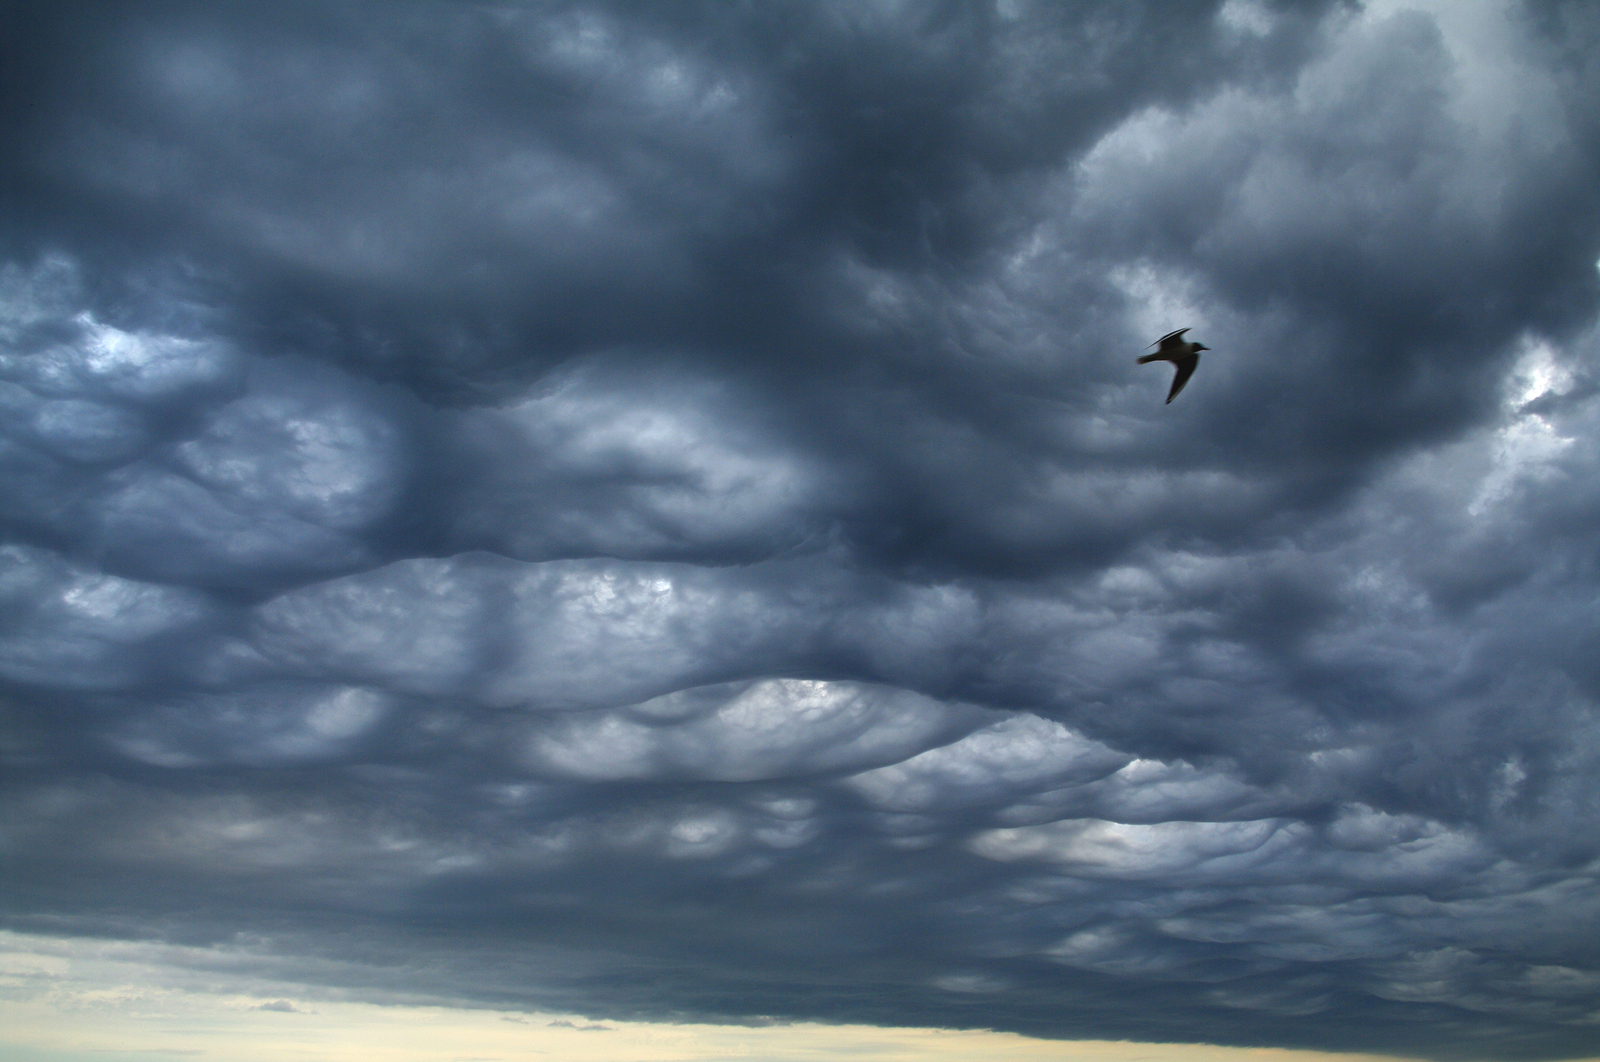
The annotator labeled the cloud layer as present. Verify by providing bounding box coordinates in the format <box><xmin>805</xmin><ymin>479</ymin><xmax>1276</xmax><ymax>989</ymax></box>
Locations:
<box><xmin>3</xmin><ymin>2</ymin><xmax>1599</xmax><ymax>1059</ymax></box>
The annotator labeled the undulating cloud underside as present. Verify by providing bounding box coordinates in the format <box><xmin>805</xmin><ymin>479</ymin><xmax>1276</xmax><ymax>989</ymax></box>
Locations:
<box><xmin>2</xmin><ymin>2</ymin><xmax>1599</xmax><ymax>1059</ymax></box>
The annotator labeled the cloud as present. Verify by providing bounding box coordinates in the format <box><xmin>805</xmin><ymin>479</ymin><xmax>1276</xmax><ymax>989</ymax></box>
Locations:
<box><xmin>255</xmin><ymin>998</ymin><xmax>301</xmax><ymax>1013</ymax></box>
<box><xmin>3</xmin><ymin>2</ymin><xmax>1599</xmax><ymax>1060</ymax></box>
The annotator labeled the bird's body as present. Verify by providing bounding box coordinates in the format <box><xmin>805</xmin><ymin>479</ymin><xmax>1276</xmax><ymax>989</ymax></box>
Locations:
<box><xmin>1138</xmin><ymin>327</ymin><xmax>1209</xmax><ymax>403</ymax></box>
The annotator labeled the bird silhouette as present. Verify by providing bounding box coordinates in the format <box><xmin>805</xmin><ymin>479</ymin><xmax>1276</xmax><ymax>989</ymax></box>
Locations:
<box><xmin>1137</xmin><ymin>327</ymin><xmax>1209</xmax><ymax>403</ymax></box>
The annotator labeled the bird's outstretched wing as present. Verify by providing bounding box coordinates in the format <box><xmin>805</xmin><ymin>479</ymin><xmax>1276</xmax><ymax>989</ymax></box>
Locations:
<box><xmin>1166</xmin><ymin>354</ymin><xmax>1199</xmax><ymax>403</ymax></box>
<box><xmin>1154</xmin><ymin>327</ymin><xmax>1190</xmax><ymax>354</ymax></box>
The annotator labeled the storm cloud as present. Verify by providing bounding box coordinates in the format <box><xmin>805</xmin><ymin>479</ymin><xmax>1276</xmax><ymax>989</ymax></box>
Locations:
<box><xmin>3</xmin><ymin>1</ymin><xmax>1599</xmax><ymax>1058</ymax></box>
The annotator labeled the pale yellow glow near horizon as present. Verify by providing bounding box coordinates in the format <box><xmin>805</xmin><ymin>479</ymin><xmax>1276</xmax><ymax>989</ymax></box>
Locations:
<box><xmin>0</xmin><ymin>930</ymin><xmax>1462</xmax><ymax>1062</ymax></box>
<box><xmin>1</xmin><ymin>993</ymin><xmax>1430</xmax><ymax>1062</ymax></box>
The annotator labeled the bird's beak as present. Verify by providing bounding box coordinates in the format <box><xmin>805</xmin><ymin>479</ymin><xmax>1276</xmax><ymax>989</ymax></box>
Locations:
<box><xmin>1196</xmin><ymin>345</ymin><xmax>1209</xmax><ymax>351</ymax></box>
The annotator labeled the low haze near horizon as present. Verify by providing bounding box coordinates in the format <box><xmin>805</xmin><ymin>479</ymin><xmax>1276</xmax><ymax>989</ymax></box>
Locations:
<box><xmin>1</xmin><ymin>931</ymin><xmax>1425</xmax><ymax>1062</ymax></box>
<box><xmin>3</xmin><ymin>0</ymin><xmax>1599</xmax><ymax>1060</ymax></box>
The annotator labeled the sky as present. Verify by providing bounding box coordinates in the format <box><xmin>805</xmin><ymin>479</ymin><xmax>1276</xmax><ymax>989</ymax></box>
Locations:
<box><xmin>1</xmin><ymin>1</ymin><xmax>1598</xmax><ymax>1060</ymax></box>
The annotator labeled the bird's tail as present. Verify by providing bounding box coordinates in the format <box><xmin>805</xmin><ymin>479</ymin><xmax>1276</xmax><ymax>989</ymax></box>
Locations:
<box><xmin>1136</xmin><ymin>353</ymin><xmax>1161</xmax><ymax>364</ymax></box>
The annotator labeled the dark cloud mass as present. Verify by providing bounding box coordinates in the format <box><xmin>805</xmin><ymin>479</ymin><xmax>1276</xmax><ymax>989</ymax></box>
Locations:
<box><xmin>3</xmin><ymin>1</ymin><xmax>1600</xmax><ymax>1058</ymax></box>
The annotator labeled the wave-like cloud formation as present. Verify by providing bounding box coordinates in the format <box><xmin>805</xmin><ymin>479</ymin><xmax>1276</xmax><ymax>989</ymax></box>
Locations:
<box><xmin>3</xmin><ymin>2</ymin><xmax>1599</xmax><ymax>1058</ymax></box>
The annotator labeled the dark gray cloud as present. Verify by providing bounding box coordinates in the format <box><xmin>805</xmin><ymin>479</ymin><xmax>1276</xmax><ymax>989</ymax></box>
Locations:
<box><xmin>3</xmin><ymin>1</ymin><xmax>1599</xmax><ymax>1059</ymax></box>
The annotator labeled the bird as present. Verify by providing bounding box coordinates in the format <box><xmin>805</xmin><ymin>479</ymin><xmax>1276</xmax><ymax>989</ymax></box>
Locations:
<box><xmin>1137</xmin><ymin>327</ymin><xmax>1209</xmax><ymax>403</ymax></box>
